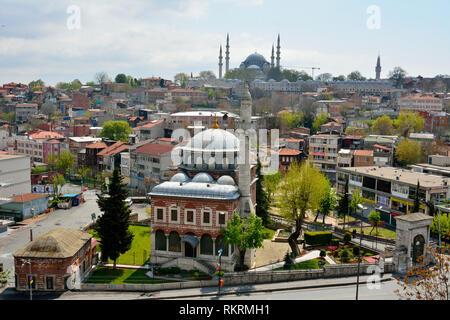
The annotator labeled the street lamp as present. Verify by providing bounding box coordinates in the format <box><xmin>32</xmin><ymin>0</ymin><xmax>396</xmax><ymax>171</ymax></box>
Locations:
<box><xmin>21</xmin><ymin>259</ymin><xmax>32</xmax><ymax>301</ymax></box>
<box><xmin>355</xmin><ymin>203</ymin><xmax>367</xmax><ymax>301</ymax></box>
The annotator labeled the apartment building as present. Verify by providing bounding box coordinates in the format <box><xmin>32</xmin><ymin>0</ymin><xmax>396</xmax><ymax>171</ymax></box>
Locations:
<box><xmin>336</xmin><ymin>166</ymin><xmax>450</xmax><ymax>225</ymax></box>
<box><xmin>397</xmin><ymin>95</ymin><xmax>443</xmax><ymax>112</ymax></box>
<box><xmin>0</xmin><ymin>155</ymin><xmax>31</xmax><ymax>200</ymax></box>
<box><xmin>308</xmin><ymin>132</ymin><xmax>342</xmax><ymax>183</ymax></box>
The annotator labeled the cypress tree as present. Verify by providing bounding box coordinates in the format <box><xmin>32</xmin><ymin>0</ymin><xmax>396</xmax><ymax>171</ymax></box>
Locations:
<box><xmin>95</xmin><ymin>169</ymin><xmax>134</xmax><ymax>269</ymax></box>
<box><xmin>255</xmin><ymin>159</ymin><xmax>270</xmax><ymax>226</ymax></box>
<box><xmin>338</xmin><ymin>177</ymin><xmax>350</xmax><ymax>230</ymax></box>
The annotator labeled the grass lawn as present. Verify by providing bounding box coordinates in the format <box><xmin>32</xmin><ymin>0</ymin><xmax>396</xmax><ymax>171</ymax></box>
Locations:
<box><xmin>274</xmin><ymin>258</ymin><xmax>327</xmax><ymax>271</ymax></box>
<box><xmin>263</xmin><ymin>227</ymin><xmax>276</xmax><ymax>239</ymax></box>
<box><xmin>362</xmin><ymin>226</ymin><xmax>396</xmax><ymax>240</ymax></box>
<box><xmin>89</xmin><ymin>225</ymin><xmax>151</xmax><ymax>265</ymax></box>
<box><xmin>86</xmin><ymin>267</ymin><xmax>174</xmax><ymax>284</ymax></box>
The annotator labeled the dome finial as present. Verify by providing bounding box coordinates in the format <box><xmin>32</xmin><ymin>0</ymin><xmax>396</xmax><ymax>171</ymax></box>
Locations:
<box><xmin>212</xmin><ymin>114</ymin><xmax>219</xmax><ymax>129</ymax></box>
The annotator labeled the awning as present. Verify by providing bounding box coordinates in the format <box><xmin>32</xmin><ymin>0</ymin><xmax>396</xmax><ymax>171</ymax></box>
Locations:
<box><xmin>181</xmin><ymin>234</ymin><xmax>199</xmax><ymax>248</ymax></box>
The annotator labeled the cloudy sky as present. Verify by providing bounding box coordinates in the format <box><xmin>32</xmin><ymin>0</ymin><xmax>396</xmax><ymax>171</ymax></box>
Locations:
<box><xmin>0</xmin><ymin>0</ymin><xmax>449</xmax><ymax>85</ymax></box>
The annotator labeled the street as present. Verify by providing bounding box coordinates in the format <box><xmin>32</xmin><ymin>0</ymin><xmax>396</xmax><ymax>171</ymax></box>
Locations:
<box><xmin>0</xmin><ymin>184</ymin><xmax>150</xmax><ymax>283</ymax></box>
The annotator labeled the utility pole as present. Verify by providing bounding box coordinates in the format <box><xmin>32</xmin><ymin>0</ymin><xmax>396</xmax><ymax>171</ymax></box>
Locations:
<box><xmin>22</xmin><ymin>259</ymin><xmax>32</xmax><ymax>300</ymax></box>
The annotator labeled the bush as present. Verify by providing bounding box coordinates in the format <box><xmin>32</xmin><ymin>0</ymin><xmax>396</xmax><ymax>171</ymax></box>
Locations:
<box><xmin>341</xmin><ymin>249</ymin><xmax>350</xmax><ymax>263</ymax></box>
<box><xmin>364</xmin><ymin>253</ymin><xmax>373</xmax><ymax>257</ymax></box>
<box><xmin>284</xmin><ymin>251</ymin><xmax>294</xmax><ymax>270</ymax></box>
<box><xmin>330</xmin><ymin>238</ymin><xmax>340</xmax><ymax>246</ymax></box>
<box><xmin>234</xmin><ymin>264</ymin><xmax>249</xmax><ymax>272</ymax></box>
<box><xmin>320</xmin><ymin>250</ymin><xmax>326</xmax><ymax>258</ymax></box>
<box><xmin>352</xmin><ymin>246</ymin><xmax>360</xmax><ymax>256</ymax></box>
<box><xmin>304</xmin><ymin>231</ymin><xmax>333</xmax><ymax>246</ymax></box>
<box><xmin>343</xmin><ymin>232</ymin><xmax>352</xmax><ymax>244</ymax></box>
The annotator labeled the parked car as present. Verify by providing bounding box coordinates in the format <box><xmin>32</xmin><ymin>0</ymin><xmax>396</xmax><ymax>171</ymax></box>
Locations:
<box><xmin>125</xmin><ymin>198</ymin><xmax>133</xmax><ymax>207</ymax></box>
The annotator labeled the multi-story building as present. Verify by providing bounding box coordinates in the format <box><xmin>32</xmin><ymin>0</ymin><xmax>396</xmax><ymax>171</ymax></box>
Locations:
<box><xmin>129</xmin><ymin>142</ymin><xmax>176</xmax><ymax>194</ymax></box>
<box><xmin>336</xmin><ymin>166</ymin><xmax>450</xmax><ymax>225</ymax></box>
<box><xmin>15</xmin><ymin>103</ymin><xmax>38</xmax><ymax>122</ymax></box>
<box><xmin>337</xmin><ymin>149</ymin><xmax>352</xmax><ymax>168</ymax></box>
<box><xmin>15</xmin><ymin>137</ymin><xmax>44</xmax><ymax>163</ymax></box>
<box><xmin>169</xmin><ymin>89</ymin><xmax>208</xmax><ymax>104</ymax></box>
<box><xmin>362</xmin><ymin>135</ymin><xmax>398</xmax><ymax>166</ymax></box>
<box><xmin>397</xmin><ymin>95</ymin><xmax>443</xmax><ymax>112</ymax></box>
<box><xmin>97</xmin><ymin>141</ymin><xmax>131</xmax><ymax>174</ymax></box>
<box><xmin>308</xmin><ymin>132</ymin><xmax>342</xmax><ymax>183</ymax></box>
<box><xmin>0</xmin><ymin>155</ymin><xmax>31</xmax><ymax>200</ymax></box>
<box><xmin>134</xmin><ymin>119</ymin><xmax>165</xmax><ymax>142</ymax></box>
<box><xmin>417</xmin><ymin>111</ymin><xmax>448</xmax><ymax>134</ymax></box>
<box><xmin>353</xmin><ymin>150</ymin><xmax>374</xmax><ymax>167</ymax></box>
<box><xmin>68</xmin><ymin>137</ymin><xmax>102</xmax><ymax>167</ymax></box>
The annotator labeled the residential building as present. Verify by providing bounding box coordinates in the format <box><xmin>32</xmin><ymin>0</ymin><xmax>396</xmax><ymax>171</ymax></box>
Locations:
<box><xmin>68</xmin><ymin>137</ymin><xmax>102</xmax><ymax>167</ymax></box>
<box><xmin>320</xmin><ymin>121</ymin><xmax>344</xmax><ymax>133</ymax></box>
<box><xmin>15</xmin><ymin>103</ymin><xmax>38</xmax><ymax>122</ymax></box>
<box><xmin>14</xmin><ymin>229</ymin><xmax>95</xmax><ymax>291</ymax></box>
<box><xmin>397</xmin><ymin>95</ymin><xmax>443</xmax><ymax>112</ymax></box>
<box><xmin>278</xmin><ymin>147</ymin><xmax>303</xmax><ymax>174</ymax></box>
<box><xmin>81</xmin><ymin>141</ymin><xmax>107</xmax><ymax>170</ymax></box>
<box><xmin>134</xmin><ymin>119</ymin><xmax>165</xmax><ymax>141</ymax></box>
<box><xmin>417</xmin><ymin>111</ymin><xmax>449</xmax><ymax>134</ymax></box>
<box><xmin>408</xmin><ymin>133</ymin><xmax>434</xmax><ymax>144</ymax></box>
<box><xmin>130</xmin><ymin>142</ymin><xmax>176</xmax><ymax>194</ymax></box>
<box><xmin>308</xmin><ymin>132</ymin><xmax>342</xmax><ymax>183</ymax></box>
<box><xmin>97</xmin><ymin>141</ymin><xmax>131</xmax><ymax>174</ymax></box>
<box><xmin>353</xmin><ymin>149</ymin><xmax>374</xmax><ymax>167</ymax></box>
<box><xmin>169</xmin><ymin>89</ymin><xmax>208</xmax><ymax>104</ymax></box>
<box><xmin>0</xmin><ymin>155</ymin><xmax>31</xmax><ymax>200</ymax></box>
<box><xmin>336</xmin><ymin>166</ymin><xmax>450</xmax><ymax>225</ymax></box>
<box><xmin>337</xmin><ymin>149</ymin><xmax>352</xmax><ymax>168</ymax></box>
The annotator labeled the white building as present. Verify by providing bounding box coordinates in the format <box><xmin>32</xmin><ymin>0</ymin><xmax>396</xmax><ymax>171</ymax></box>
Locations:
<box><xmin>397</xmin><ymin>95</ymin><xmax>443</xmax><ymax>112</ymax></box>
<box><xmin>0</xmin><ymin>155</ymin><xmax>31</xmax><ymax>201</ymax></box>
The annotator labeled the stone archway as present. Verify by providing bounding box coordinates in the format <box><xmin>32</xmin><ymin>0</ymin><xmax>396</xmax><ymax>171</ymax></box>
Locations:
<box><xmin>412</xmin><ymin>234</ymin><xmax>425</xmax><ymax>263</ymax></box>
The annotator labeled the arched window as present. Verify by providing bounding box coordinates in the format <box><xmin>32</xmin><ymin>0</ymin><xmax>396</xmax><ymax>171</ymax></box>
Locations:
<box><xmin>155</xmin><ymin>230</ymin><xmax>167</xmax><ymax>251</ymax></box>
<box><xmin>200</xmin><ymin>234</ymin><xmax>213</xmax><ymax>255</ymax></box>
<box><xmin>168</xmin><ymin>232</ymin><xmax>181</xmax><ymax>252</ymax></box>
<box><xmin>215</xmin><ymin>235</ymin><xmax>228</xmax><ymax>257</ymax></box>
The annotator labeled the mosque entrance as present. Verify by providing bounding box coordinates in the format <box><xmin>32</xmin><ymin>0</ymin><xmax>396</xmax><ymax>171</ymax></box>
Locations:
<box><xmin>185</xmin><ymin>243</ymin><xmax>196</xmax><ymax>258</ymax></box>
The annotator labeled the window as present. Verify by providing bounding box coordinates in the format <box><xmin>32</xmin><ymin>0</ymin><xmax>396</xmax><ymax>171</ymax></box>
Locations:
<box><xmin>155</xmin><ymin>230</ymin><xmax>167</xmax><ymax>251</ymax></box>
<box><xmin>155</xmin><ymin>207</ymin><xmax>165</xmax><ymax>221</ymax></box>
<box><xmin>168</xmin><ymin>232</ymin><xmax>181</xmax><ymax>252</ymax></box>
<box><xmin>200</xmin><ymin>234</ymin><xmax>213</xmax><ymax>255</ymax></box>
<box><xmin>46</xmin><ymin>276</ymin><xmax>54</xmax><ymax>290</ymax></box>
<box><xmin>185</xmin><ymin>209</ymin><xmax>195</xmax><ymax>224</ymax></box>
<box><xmin>218</xmin><ymin>212</ymin><xmax>226</xmax><ymax>226</ymax></box>
<box><xmin>215</xmin><ymin>235</ymin><xmax>228</xmax><ymax>257</ymax></box>
<box><xmin>202</xmin><ymin>209</ymin><xmax>211</xmax><ymax>224</ymax></box>
<box><xmin>170</xmin><ymin>208</ymin><xmax>178</xmax><ymax>222</ymax></box>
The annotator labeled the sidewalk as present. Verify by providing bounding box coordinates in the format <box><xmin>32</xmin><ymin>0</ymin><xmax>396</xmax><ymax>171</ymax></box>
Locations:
<box><xmin>149</xmin><ymin>273</ymin><xmax>396</xmax><ymax>300</ymax></box>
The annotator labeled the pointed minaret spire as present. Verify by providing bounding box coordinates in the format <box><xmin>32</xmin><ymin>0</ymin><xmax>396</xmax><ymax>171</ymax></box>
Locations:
<box><xmin>375</xmin><ymin>53</ymin><xmax>381</xmax><ymax>80</ymax></box>
<box><xmin>276</xmin><ymin>34</ymin><xmax>281</xmax><ymax>69</ymax></box>
<box><xmin>219</xmin><ymin>45</ymin><xmax>223</xmax><ymax>79</ymax></box>
<box><xmin>225</xmin><ymin>33</ymin><xmax>230</xmax><ymax>74</ymax></box>
<box><xmin>271</xmin><ymin>44</ymin><xmax>275</xmax><ymax>68</ymax></box>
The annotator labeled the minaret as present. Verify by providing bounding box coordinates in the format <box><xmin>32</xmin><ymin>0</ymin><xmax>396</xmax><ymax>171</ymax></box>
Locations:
<box><xmin>225</xmin><ymin>33</ymin><xmax>230</xmax><ymax>74</ymax></box>
<box><xmin>238</xmin><ymin>81</ymin><xmax>254</xmax><ymax>219</ymax></box>
<box><xmin>270</xmin><ymin>44</ymin><xmax>275</xmax><ymax>68</ymax></box>
<box><xmin>276</xmin><ymin>34</ymin><xmax>281</xmax><ymax>68</ymax></box>
<box><xmin>375</xmin><ymin>54</ymin><xmax>381</xmax><ymax>80</ymax></box>
<box><xmin>219</xmin><ymin>45</ymin><xmax>223</xmax><ymax>79</ymax></box>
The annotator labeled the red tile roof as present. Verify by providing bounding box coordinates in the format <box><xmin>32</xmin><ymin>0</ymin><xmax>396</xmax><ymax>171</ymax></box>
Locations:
<box><xmin>97</xmin><ymin>142</ymin><xmax>130</xmax><ymax>157</ymax></box>
<box><xmin>29</xmin><ymin>131</ymin><xmax>64</xmax><ymax>140</ymax></box>
<box><xmin>140</xmin><ymin>119</ymin><xmax>164</xmax><ymax>128</ymax></box>
<box><xmin>354</xmin><ymin>150</ymin><xmax>373</xmax><ymax>157</ymax></box>
<box><xmin>373</xmin><ymin>144</ymin><xmax>391</xmax><ymax>151</ymax></box>
<box><xmin>279</xmin><ymin>148</ymin><xmax>302</xmax><ymax>156</ymax></box>
<box><xmin>12</xmin><ymin>193</ymin><xmax>47</xmax><ymax>203</ymax></box>
<box><xmin>85</xmin><ymin>141</ymin><xmax>108</xmax><ymax>149</ymax></box>
<box><xmin>134</xmin><ymin>143</ymin><xmax>175</xmax><ymax>156</ymax></box>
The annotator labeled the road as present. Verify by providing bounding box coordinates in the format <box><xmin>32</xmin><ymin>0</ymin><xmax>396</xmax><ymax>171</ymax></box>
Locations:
<box><xmin>0</xmin><ymin>185</ymin><xmax>150</xmax><ymax>282</ymax></box>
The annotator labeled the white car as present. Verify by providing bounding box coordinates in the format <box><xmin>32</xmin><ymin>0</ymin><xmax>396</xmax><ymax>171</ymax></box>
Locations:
<box><xmin>125</xmin><ymin>198</ymin><xmax>133</xmax><ymax>207</ymax></box>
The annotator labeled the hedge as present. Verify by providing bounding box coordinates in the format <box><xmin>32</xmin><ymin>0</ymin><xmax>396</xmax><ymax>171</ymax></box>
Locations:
<box><xmin>304</xmin><ymin>231</ymin><xmax>333</xmax><ymax>246</ymax></box>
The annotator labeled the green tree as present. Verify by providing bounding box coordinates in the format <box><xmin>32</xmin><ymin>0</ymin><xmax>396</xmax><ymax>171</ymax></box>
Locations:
<box><xmin>224</xmin><ymin>68</ymin><xmax>261</xmax><ymax>83</ymax></box>
<box><xmin>280</xmin><ymin>111</ymin><xmax>304</xmax><ymax>130</ymax></box>
<box><xmin>174</xmin><ymin>73</ymin><xmax>189</xmax><ymax>88</ymax></box>
<box><xmin>430</xmin><ymin>213</ymin><xmax>448</xmax><ymax>240</ymax></box>
<box><xmin>85</xmin><ymin>81</ymin><xmax>96</xmax><ymax>86</ymax></box>
<box><xmin>276</xmin><ymin>161</ymin><xmax>329</xmax><ymax>256</ymax></box>
<box><xmin>221</xmin><ymin>212</ymin><xmax>265</xmax><ymax>270</ymax></box>
<box><xmin>199</xmin><ymin>70</ymin><xmax>216</xmax><ymax>79</ymax></box>
<box><xmin>50</xmin><ymin>173</ymin><xmax>66</xmax><ymax>197</ymax></box>
<box><xmin>28</xmin><ymin>79</ymin><xmax>45</xmax><ymax>89</ymax></box>
<box><xmin>312</xmin><ymin>112</ymin><xmax>330</xmax><ymax>133</ymax></box>
<box><xmin>95</xmin><ymin>169</ymin><xmax>134</xmax><ymax>269</ymax></box>
<box><xmin>56</xmin><ymin>150</ymin><xmax>75</xmax><ymax>178</ymax></box>
<box><xmin>255</xmin><ymin>160</ymin><xmax>270</xmax><ymax>226</ymax></box>
<box><xmin>265</xmin><ymin>67</ymin><xmax>282</xmax><ymax>81</ymax></box>
<box><xmin>389</xmin><ymin>67</ymin><xmax>407</xmax><ymax>88</ymax></box>
<box><xmin>46</xmin><ymin>152</ymin><xmax>59</xmax><ymax>171</ymax></box>
<box><xmin>371</xmin><ymin>115</ymin><xmax>394</xmax><ymax>135</ymax></box>
<box><xmin>316</xmin><ymin>184</ymin><xmax>337</xmax><ymax>224</ymax></box>
<box><xmin>350</xmin><ymin>188</ymin><xmax>363</xmax><ymax>217</ymax></box>
<box><xmin>345</xmin><ymin>126</ymin><xmax>367</xmax><ymax>137</ymax></box>
<box><xmin>395</xmin><ymin>138</ymin><xmax>422</xmax><ymax>166</ymax></box>
<box><xmin>395</xmin><ymin>111</ymin><xmax>425</xmax><ymax>137</ymax></box>
<box><xmin>100</xmin><ymin>121</ymin><xmax>132</xmax><ymax>142</ymax></box>
<box><xmin>263</xmin><ymin>171</ymin><xmax>282</xmax><ymax>203</ymax></box>
<box><xmin>347</xmin><ymin>71</ymin><xmax>366</xmax><ymax>81</ymax></box>
<box><xmin>368</xmin><ymin>210</ymin><xmax>381</xmax><ymax>235</ymax></box>
<box><xmin>78</xmin><ymin>166</ymin><xmax>91</xmax><ymax>190</ymax></box>
<box><xmin>115</xmin><ymin>73</ymin><xmax>128</xmax><ymax>83</ymax></box>
<box><xmin>332</xmin><ymin>75</ymin><xmax>346</xmax><ymax>81</ymax></box>
<box><xmin>0</xmin><ymin>111</ymin><xmax>15</xmax><ymax>124</ymax></box>
<box><xmin>337</xmin><ymin>177</ymin><xmax>350</xmax><ymax>230</ymax></box>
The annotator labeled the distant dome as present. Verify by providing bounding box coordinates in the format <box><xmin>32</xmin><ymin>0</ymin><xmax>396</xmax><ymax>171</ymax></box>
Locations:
<box><xmin>192</xmin><ymin>172</ymin><xmax>214</xmax><ymax>183</ymax></box>
<box><xmin>247</xmin><ymin>64</ymin><xmax>260</xmax><ymax>70</ymax></box>
<box><xmin>268</xmin><ymin>79</ymin><xmax>276</xmax><ymax>83</ymax></box>
<box><xmin>217</xmin><ymin>175</ymin><xmax>235</xmax><ymax>186</ymax></box>
<box><xmin>281</xmin><ymin>79</ymin><xmax>290</xmax><ymax>83</ymax></box>
<box><xmin>241</xmin><ymin>52</ymin><xmax>270</xmax><ymax>70</ymax></box>
<box><xmin>170</xmin><ymin>172</ymin><xmax>190</xmax><ymax>183</ymax></box>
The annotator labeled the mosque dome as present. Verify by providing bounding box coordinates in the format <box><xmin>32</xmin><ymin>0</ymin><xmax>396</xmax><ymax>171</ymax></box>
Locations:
<box><xmin>183</xmin><ymin>128</ymin><xmax>239</xmax><ymax>152</ymax></box>
<box><xmin>170</xmin><ymin>172</ymin><xmax>190</xmax><ymax>183</ymax></box>
<box><xmin>241</xmin><ymin>52</ymin><xmax>270</xmax><ymax>70</ymax></box>
<box><xmin>192</xmin><ymin>172</ymin><xmax>214</xmax><ymax>183</ymax></box>
<box><xmin>217</xmin><ymin>175</ymin><xmax>235</xmax><ymax>186</ymax></box>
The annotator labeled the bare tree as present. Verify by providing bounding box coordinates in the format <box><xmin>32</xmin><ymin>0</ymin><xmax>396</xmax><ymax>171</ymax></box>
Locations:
<box><xmin>95</xmin><ymin>72</ymin><xmax>110</xmax><ymax>84</ymax></box>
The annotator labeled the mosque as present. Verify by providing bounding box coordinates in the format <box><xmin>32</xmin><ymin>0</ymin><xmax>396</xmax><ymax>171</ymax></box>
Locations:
<box><xmin>149</xmin><ymin>81</ymin><xmax>257</xmax><ymax>273</ymax></box>
<box><xmin>218</xmin><ymin>33</ymin><xmax>281</xmax><ymax>78</ymax></box>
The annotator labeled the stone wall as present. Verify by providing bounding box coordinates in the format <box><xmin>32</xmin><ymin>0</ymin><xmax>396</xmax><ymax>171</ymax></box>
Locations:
<box><xmin>80</xmin><ymin>262</ymin><xmax>394</xmax><ymax>292</ymax></box>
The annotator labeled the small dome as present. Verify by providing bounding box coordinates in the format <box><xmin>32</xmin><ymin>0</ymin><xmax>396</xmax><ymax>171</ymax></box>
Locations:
<box><xmin>217</xmin><ymin>175</ymin><xmax>235</xmax><ymax>186</ymax></box>
<box><xmin>268</xmin><ymin>79</ymin><xmax>276</xmax><ymax>83</ymax></box>
<box><xmin>281</xmin><ymin>79</ymin><xmax>290</xmax><ymax>83</ymax></box>
<box><xmin>192</xmin><ymin>172</ymin><xmax>214</xmax><ymax>183</ymax></box>
<box><xmin>247</xmin><ymin>64</ymin><xmax>261</xmax><ymax>70</ymax></box>
<box><xmin>170</xmin><ymin>172</ymin><xmax>190</xmax><ymax>183</ymax></box>
<box><xmin>183</xmin><ymin>129</ymin><xmax>239</xmax><ymax>152</ymax></box>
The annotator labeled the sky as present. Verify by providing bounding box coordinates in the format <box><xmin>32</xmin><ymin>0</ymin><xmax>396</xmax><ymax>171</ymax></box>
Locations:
<box><xmin>0</xmin><ymin>0</ymin><xmax>449</xmax><ymax>86</ymax></box>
